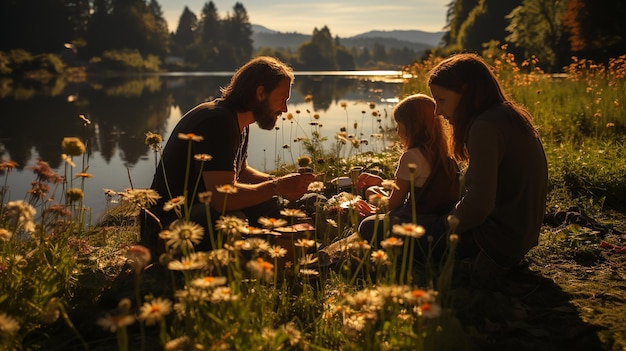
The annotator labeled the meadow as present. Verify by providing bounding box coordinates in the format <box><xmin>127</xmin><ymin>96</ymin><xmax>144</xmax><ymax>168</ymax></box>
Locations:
<box><xmin>1</xmin><ymin>49</ymin><xmax>625</xmax><ymax>350</ymax></box>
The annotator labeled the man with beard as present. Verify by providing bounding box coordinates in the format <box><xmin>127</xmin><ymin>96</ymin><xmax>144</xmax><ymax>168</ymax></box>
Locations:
<box><xmin>141</xmin><ymin>56</ymin><xmax>315</xmax><ymax>255</ymax></box>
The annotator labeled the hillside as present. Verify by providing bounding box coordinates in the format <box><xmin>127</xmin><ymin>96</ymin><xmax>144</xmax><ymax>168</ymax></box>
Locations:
<box><xmin>251</xmin><ymin>24</ymin><xmax>444</xmax><ymax>53</ymax></box>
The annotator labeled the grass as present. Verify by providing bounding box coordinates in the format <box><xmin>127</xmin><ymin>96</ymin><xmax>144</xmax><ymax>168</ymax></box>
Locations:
<box><xmin>1</xmin><ymin>50</ymin><xmax>626</xmax><ymax>350</ymax></box>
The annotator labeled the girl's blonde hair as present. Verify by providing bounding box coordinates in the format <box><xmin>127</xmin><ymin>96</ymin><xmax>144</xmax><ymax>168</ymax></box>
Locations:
<box><xmin>393</xmin><ymin>93</ymin><xmax>456</xmax><ymax>174</ymax></box>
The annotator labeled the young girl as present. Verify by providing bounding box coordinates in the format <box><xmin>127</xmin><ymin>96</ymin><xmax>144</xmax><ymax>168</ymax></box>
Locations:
<box><xmin>357</xmin><ymin>94</ymin><xmax>460</xmax><ymax>250</ymax></box>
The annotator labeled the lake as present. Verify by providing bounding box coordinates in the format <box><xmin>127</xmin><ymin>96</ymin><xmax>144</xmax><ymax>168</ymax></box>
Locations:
<box><xmin>0</xmin><ymin>71</ymin><xmax>406</xmax><ymax>220</ymax></box>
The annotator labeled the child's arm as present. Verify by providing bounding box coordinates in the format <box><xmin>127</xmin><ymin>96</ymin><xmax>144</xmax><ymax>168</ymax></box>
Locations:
<box><xmin>387</xmin><ymin>177</ymin><xmax>410</xmax><ymax>210</ymax></box>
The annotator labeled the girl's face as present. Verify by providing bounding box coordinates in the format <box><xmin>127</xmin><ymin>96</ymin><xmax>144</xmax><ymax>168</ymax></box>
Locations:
<box><xmin>429</xmin><ymin>84</ymin><xmax>462</xmax><ymax>124</ymax></box>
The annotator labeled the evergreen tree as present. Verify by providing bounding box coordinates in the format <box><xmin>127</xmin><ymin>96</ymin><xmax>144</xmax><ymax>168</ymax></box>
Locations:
<box><xmin>85</xmin><ymin>0</ymin><xmax>114</xmax><ymax>57</ymax></box>
<box><xmin>195</xmin><ymin>1</ymin><xmax>221</xmax><ymax>69</ymax></box>
<box><xmin>172</xmin><ymin>6</ymin><xmax>198</xmax><ymax>57</ymax></box>
<box><xmin>298</xmin><ymin>26</ymin><xmax>336</xmax><ymax>69</ymax></box>
<box><xmin>221</xmin><ymin>2</ymin><xmax>253</xmax><ymax>69</ymax></box>
<box><xmin>147</xmin><ymin>0</ymin><xmax>171</xmax><ymax>56</ymax></box>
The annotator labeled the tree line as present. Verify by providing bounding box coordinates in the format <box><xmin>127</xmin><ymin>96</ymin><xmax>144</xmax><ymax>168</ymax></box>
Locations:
<box><xmin>0</xmin><ymin>0</ymin><xmax>624</xmax><ymax>74</ymax></box>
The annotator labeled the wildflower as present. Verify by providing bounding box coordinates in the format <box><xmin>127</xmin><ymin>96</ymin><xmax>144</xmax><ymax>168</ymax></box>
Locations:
<box><xmin>297</xmin><ymin>155</ymin><xmax>312</xmax><ymax>167</ymax></box>
<box><xmin>340</xmin><ymin>101</ymin><xmax>348</xmax><ymax>108</ymax></box>
<box><xmin>448</xmin><ymin>234</ymin><xmax>459</xmax><ymax>244</ymax></box>
<box><xmin>3</xmin><ymin>200</ymin><xmax>37</xmax><ymax>233</ymax></box>
<box><xmin>144</xmin><ymin>131</ymin><xmax>163</xmax><ymax>150</ymax></box>
<box><xmin>246</xmin><ymin>257</ymin><xmax>274</xmax><ymax>282</ymax></box>
<box><xmin>368</xmin><ymin>194</ymin><xmax>389</xmax><ymax>208</ymax></box>
<box><xmin>139</xmin><ymin>297</ymin><xmax>172</xmax><ymax>326</ymax></box>
<box><xmin>163</xmin><ymin>196</ymin><xmax>185</xmax><ymax>212</ymax></box>
<box><xmin>216</xmin><ymin>184</ymin><xmax>238</xmax><ymax>194</ymax></box>
<box><xmin>210</xmin><ymin>286</ymin><xmax>239</xmax><ymax>303</ymax></box>
<box><xmin>61</xmin><ymin>137</ymin><xmax>86</xmax><ymax>156</ymax></box>
<box><xmin>177</xmin><ymin>132</ymin><xmax>204</xmax><ymax>142</ymax></box>
<box><xmin>0</xmin><ymin>160</ymin><xmax>18</xmax><ymax>172</ymax></box>
<box><xmin>238</xmin><ymin>225</ymin><xmax>265</xmax><ymax>236</ymax></box>
<box><xmin>280</xmin><ymin>208</ymin><xmax>307</xmax><ymax>218</ymax></box>
<box><xmin>313</xmin><ymin>113</ymin><xmax>320</xmax><ymax>120</ymax></box>
<box><xmin>194</xmin><ymin>153</ymin><xmax>212</xmax><ymax>162</ymax></box>
<box><xmin>299</xmin><ymin>253</ymin><xmax>319</xmax><ymax>266</ymax></box>
<box><xmin>392</xmin><ymin>223</ymin><xmax>426</xmax><ymax>238</ymax></box>
<box><xmin>125</xmin><ymin>245</ymin><xmax>152</xmax><ymax>272</ymax></box>
<box><xmin>258</xmin><ymin>217</ymin><xmax>288</xmax><ymax>229</ymax></box>
<box><xmin>0</xmin><ymin>228</ymin><xmax>13</xmax><ymax>241</ymax></box>
<box><xmin>381</xmin><ymin>236</ymin><xmax>404</xmax><ymax>248</ymax></box>
<box><xmin>190</xmin><ymin>276</ymin><xmax>227</xmax><ymax>289</ymax></box>
<box><xmin>381</xmin><ymin>179</ymin><xmax>399</xmax><ymax>191</ymax></box>
<box><xmin>370</xmin><ymin>250</ymin><xmax>390</xmax><ymax>265</ymax></box>
<box><xmin>78</xmin><ymin>114</ymin><xmax>91</xmax><ymax>124</ymax></box>
<box><xmin>198</xmin><ymin>191</ymin><xmax>212</xmax><ymax>205</ymax></box>
<box><xmin>335</xmin><ymin>132</ymin><xmax>349</xmax><ymax>144</ymax></box>
<box><xmin>104</xmin><ymin>188</ymin><xmax>116</xmax><ymax>198</ymax></box>
<box><xmin>31</xmin><ymin>159</ymin><xmax>63</xmax><ymax>183</ymax></box>
<box><xmin>326</xmin><ymin>219</ymin><xmax>338</xmax><ymax>227</ymax></box>
<box><xmin>267</xmin><ymin>245</ymin><xmax>287</xmax><ymax>258</ymax></box>
<box><xmin>245</xmin><ymin>237</ymin><xmax>270</xmax><ymax>252</ymax></box>
<box><xmin>61</xmin><ymin>153</ymin><xmax>76</xmax><ymax>167</ymax></box>
<box><xmin>299</xmin><ymin>268</ymin><xmax>320</xmax><ymax>277</ymax></box>
<box><xmin>349</xmin><ymin>240</ymin><xmax>371</xmax><ymax>251</ymax></box>
<box><xmin>27</xmin><ymin>181</ymin><xmax>49</xmax><ymax>200</ymax></box>
<box><xmin>96</xmin><ymin>313</ymin><xmax>135</xmax><ymax>333</ymax></box>
<box><xmin>0</xmin><ymin>313</ymin><xmax>20</xmax><ymax>334</ymax></box>
<box><xmin>160</xmin><ymin>221</ymin><xmax>204</xmax><ymax>250</ymax></box>
<box><xmin>40</xmin><ymin>298</ymin><xmax>60</xmax><ymax>324</ymax></box>
<box><xmin>215</xmin><ymin>216</ymin><xmax>246</xmax><ymax>235</ymax></box>
<box><xmin>167</xmin><ymin>254</ymin><xmax>205</xmax><ymax>271</ymax></box>
<box><xmin>307</xmin><ymin>181</ymin><xmax>325</xmax><ymax>193</ymax></box>
<box><xmin>207</xmin><ymin>248</ymin><xmax>231</xmax><ymax>266</ymax></box>
<box><xmin>286</xmin><ymin>112</ymin><xmax>293</xmax><ymax>120</ymax></box>
<box><xmin>415</xmin><ymin>302</ymin><xmax>442</xmax><ymax>319</ymax></box>
<box><xmin>447</xmin><ymin>215</ymin><xmax>460</xmax><ymax>233</ymax></box>
<box><xmin>66</xmin><ymin>187</ymin><xmax>84</xmax><ymax>203</ymax></box>
<box><xmin>294</xmin><ymin>238</ymin><xmax>316</xmax><ymax>248</ymax></box>
<box><xmin>304</xmin><ymin>94</ymin><xmax>313</xmax><ymax>102</ymax></box>
<box><xmin>75</xmin><ymin>172</ymin><xmax>94</xmax><ymax>179</ymax></box>
<box><xmin>606</xmin><ymin>122</ymin><xmax>615</xmax><ymax>128</ymax></box>
<box><xmin>369</xmin><ymin>102</ymin><xmax>376</xmax><ymax>109</ymax></box>
<box><xmin>164</xmin><ymin>336</ymin><xmax>191</xmax><ymax>351</ymax></box>
<box><xmin>280</xmin><ymin>322</ymin><xmax>302</xmax><ymax>346</ymax></box>
<box><xmin>343</xmin><ymin>313</ymin><xmax>366</xmax><ymax>335</ymax></box>
<box><xmin>121</xmin><ymin>188</ymin><xmax>161</xmax><ymax>208</ymax></box>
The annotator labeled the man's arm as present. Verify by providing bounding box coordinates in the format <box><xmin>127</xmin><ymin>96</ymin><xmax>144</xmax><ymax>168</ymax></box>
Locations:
<box><xmin>203</xmin><ymin>170</ymin><xmax>316</xmax><ymax>213</ymax></box>
<box><xmin>238</xmin><ymin>162</ymin><xmax>272</xmax><ymax>184</ymax></box>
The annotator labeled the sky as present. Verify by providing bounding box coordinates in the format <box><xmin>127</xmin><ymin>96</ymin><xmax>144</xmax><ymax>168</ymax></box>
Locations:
<box><xmin>159</xmin><ymin>0</ymin><xmax>449</xmax><ymax>37</ymax></box>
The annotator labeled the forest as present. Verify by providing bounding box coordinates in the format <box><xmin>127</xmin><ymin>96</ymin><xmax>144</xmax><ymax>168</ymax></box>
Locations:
<box><xmin>0</xmin><ymin>0</ymin><xmax>625</xmax><ymax>74</ymax></box>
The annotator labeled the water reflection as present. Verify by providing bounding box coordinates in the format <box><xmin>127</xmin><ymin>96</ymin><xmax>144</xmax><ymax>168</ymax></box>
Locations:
<box><xmin>0</xmin><ymin>72</ymin><xmax>403</xmax><ymax>218</ymax></box>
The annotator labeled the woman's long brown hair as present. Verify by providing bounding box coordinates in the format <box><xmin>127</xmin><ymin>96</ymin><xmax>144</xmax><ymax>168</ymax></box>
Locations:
<box><xmin>427</xmin><ymin>53</ymin><xmax>539</xmax><ymax>161</ymax></box>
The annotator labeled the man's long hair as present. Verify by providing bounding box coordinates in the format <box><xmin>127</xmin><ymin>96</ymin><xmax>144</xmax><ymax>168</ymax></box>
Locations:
<box><xmin>219</xmin><ymin>56</ymin><xmax>295</xmax><ymax>112</ymax></box>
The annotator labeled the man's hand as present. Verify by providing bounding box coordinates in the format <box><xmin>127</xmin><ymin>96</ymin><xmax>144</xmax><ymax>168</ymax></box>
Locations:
<box><xmin>275</xmin><ymin>173</ymin><xmax>316</xmax><ymax>201</ymax></box>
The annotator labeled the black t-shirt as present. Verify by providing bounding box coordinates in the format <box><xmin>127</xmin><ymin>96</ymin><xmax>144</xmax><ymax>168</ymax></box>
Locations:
<box><xmin>150</xmin><ymin>101</ymin><xmax>249</xmax><ymax>207</ymax></box>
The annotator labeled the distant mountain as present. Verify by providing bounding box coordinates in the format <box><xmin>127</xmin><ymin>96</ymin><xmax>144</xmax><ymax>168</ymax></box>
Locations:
<box><xmin>353</xmin><ymin>30</ymin><xmax>444</xmax><ymax>47</ymax></box>
<box><xmin>251</xmin><ymin>24</ymin><xmax>444</xmax><ymax>53</ymax></box>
